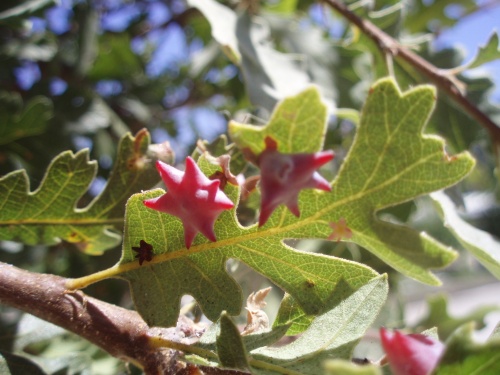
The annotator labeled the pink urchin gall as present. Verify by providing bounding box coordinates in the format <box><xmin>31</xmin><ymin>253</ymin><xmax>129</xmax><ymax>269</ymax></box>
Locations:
<box><xmin>257</xmin><ymin>137</ymin><xmax>334</xmax><ymax>226</ymax></box>
<box><xmin>143</xmin><ymin>157</ymin><xmax>234</xmax><ymax>249</ymax></box>
<box><xmin>380</xmin><ymin>328</ymin><xmax>444</xmax><ymax>375</ymax></box>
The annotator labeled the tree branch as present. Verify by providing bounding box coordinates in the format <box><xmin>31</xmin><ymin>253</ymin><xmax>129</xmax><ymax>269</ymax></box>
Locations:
<box><xmin>322</xmin><ymin>0</ymin><xmax>500</xmax><ymax>149</ymax></box>
<box><xmin>0</xmin><ymin>262</ymin><xmax>249</xmax><ymax>375</ymax></box>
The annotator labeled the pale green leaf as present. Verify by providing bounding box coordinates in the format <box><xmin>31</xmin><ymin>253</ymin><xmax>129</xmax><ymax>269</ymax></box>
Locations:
<box><xmin>324</xmin><ymin>359</ymin><xmax>381</xmax><ymax>375</ymax></box>
<box><xmin>413</xmin><ymin>294</ymin><xmax>498</xmax><ymax>341</ymax></box>
<box><xmin>235</xmin><ymin>13</ymin><xmax>312</xmax><ymax>111</ymax></box>
<box><xmin>490</xmin><ymin>323</ymin><xmax>500</xmax><ymax>340</ymax></box>
<box><xmin>431</xmin><ymin>191</ymin><xmax>500</xmax><ymax>280</ymax></box>
<box><xmin>273</xmin><ymin>293</ymin><xmax>315</xmax><ymax>335</ymax></box>
<box><xmin>404</xmin><ymin>0</ymin><xmax>477</xmax><ymax>33</ymax></box>
<box><xmin>468</xmin><ymin>32</ymin><xmax>500</xmax><ymax>70</ymax></box>
<box><xmin>229</xmin><ymin>86</ymin><xmax>328</xmax><ymax>155</ymax></box>
<box><xmin>0</xmin><ymin>92</ymin><xmax>52</xmax><ymax>145</ymax></box>
<box><xmin>250</xmin><ymin>275</ymin><xmax>388</xmax><ymax>375</ymax></box>
<box><xmin>118</xmin><ymin>79</ymin><xmax>472</xmax><ymax>329</ymax></box>
<box><xmin>216</xmin><ymin>312</ymin><xmax>250</xmax><ymax>371</ymax></box>
<box><xmin>187</xmin><ymin>0</ymin><xmax>241</xmax><ymax>63</ymax></box>
<box><xmin>232</xmin><ymin>78</ymin><xmax>474</xmax><ymax>285</ymax></box>
<box><xmin>435</xmin><ymin>323</ymin><xmax>500</xmax><ymax>375</ymax></box>
<box><xmin>0</xmin><ymin>130</ymin><xmax>166</xmax><ymax>254</ymax></box>
<box><xmin>189</xmin><ymin>0</ymin><xmax>315</xmax><ymax>110</ymax></box>
<box><xmin>119</xmin><ymin>156</ymin><xmax>378</xmax><ymax>327</ymax></box>
<box><xmin>0</xmin><ymin>0</ymin><xmax>56</xmax><ymax>22</ymax></box>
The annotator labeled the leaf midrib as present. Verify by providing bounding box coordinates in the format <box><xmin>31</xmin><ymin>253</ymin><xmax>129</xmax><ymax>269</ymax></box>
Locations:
<box><xmin>115</xmin><ymin>149</ymin><xmax>444</xmax><ymax>277</ymax></box>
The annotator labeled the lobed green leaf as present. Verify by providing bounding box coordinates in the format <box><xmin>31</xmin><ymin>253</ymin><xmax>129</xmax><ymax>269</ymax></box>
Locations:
<box><xmin>119</xmin><ymin>78</ymin><xmax>473</xmax><ymax>329</ymax></box>
<box><xmin>0</xmin><ymin>130</ymin><xmax>166</xmax><ymax>254</ymax></box>
<box><xmin>432</xmin><ymin>191</ymin><xmax>500</xmax><ymax>280</ymax></box>
<box><xmin>250</xmin><ymin>275</ymin><xmax>387</xmax><ymax>374</ymax></box>
<box><xmin>468</xmin><ymin>32</ymin><xmax>500</xmax><ymax>70</ymax></box>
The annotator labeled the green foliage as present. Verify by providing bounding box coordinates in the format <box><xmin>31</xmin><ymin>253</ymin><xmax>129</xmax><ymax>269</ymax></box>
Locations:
<box><xmin>1</xmin><ymin>0</ymin><xmax>500</xmax><ymax>373</ymax></box>
<box><xmin>0</xmin><ymin>92</ymin><xmax>52</xmax><ymax>145</ymax></box>
<box><xmin>233</xmin><ymin>80</ymin><xmax>474</xmax><ymax>285</ymax></box>
<box><xmin>404</xmin><ymin>0</ymin><xmax>477</xmax><ymax>33</ymax></box>
<box><xmin>187</xmin><ymin>0</ymin><xmax>240</xmax><ymax>64</ymax></box>
<box><xmin>249</xmin><ymin>275</ymin><xmax>387</xmax><ymax>374</ymax></box>
<box><xmin>229</xmin><ymin>87</ymin><xmax>327</xmax><ymax>155</ymax></box>
<box><xmin>0</xmin><ymin>130</ymin><xmax>168</xmax><ymax>254</ymax></box>
<box><xmin>0</xmin><ymin>0</ymin><xmax>56</xmax><ymax>23</ymax></box>
<box><xmin>468</xmin><ymin>32</ymin><xmax>500</xmax><ymax>70</ymax></box>
<box><xmin>435</xmin><ymin>323</ymin><xmax>500</xmax><ymax>374</ymax></box>
<box><xmin>88</xmin><ymin>34</ymin><xmax>143</xmax><ymax>80</ymax></box>
<box><xmin>414</xmin><ymin>294</ymin><xmax>498</xmax><ymax>341</ymax></box>
<box><xmin>194</xmin><ymin>275</ymin><xmax>387</xmax><ymax>374</ymax></box>
<box><xmin>216</xmin><ymin>312</ymin><xmax>250</xmax><ymax>371</ymax></box>
<box><xmin>432</xmin><ymin>192</ymin><xmax>500</xmax><ymax>279</ymax></box>
<box><xmin>11</xmin><ymin>314</ymin><xmax>124</xmax><ymax>374</ymax></box>
<box><xmin>115</xmin><ymin>80</ymin><xmax>473</xmax><ymax>329</ymax></box>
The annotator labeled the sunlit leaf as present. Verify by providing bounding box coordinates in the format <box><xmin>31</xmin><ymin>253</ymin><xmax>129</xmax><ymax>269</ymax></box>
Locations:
<box><xmin>190</xmin><ymin>0</ymin><xmax>313</xmax><ymax>111</ymax></box>
<box><xmin>232</xmin><ymin>79</ymin><xmax>474</xmax><ymax>285</ymax></box>
<box><xmin>187</xmin><ymin>0</ymin><xmax>241</xmax><ymax>63</ymax></box>
<box><xmin>250</xmin><ymin>275</ymin><xmax>388</xmax><ymax>374</ymax></box>
<box><xmin>118</xmin><ymin>88</ymin><xmax>377</xmax><ymax>327</ymax></box>
<box><xmin>431</xmin><ymin>191</ymin><xmax>500</xmax><ymax>280</ymax></box>
<box><xmin>468</xmin><ymin>32</ymin><xmax>500</xmax><ymax>70</ymax></box>
<box><xmin>117</xmin><ymin>79</ymin><xmax>472</xmax><ymax>329</ymax></box>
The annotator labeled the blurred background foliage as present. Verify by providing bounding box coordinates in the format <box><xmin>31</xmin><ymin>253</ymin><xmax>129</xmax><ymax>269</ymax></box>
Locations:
<box><xmin>1</xmin><ymin>0</ymin><xmax>500</xmax><ymax>373</ymax></box>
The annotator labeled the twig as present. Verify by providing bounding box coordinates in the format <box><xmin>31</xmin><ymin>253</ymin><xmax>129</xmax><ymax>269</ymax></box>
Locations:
<box><xmin>0</xmin><ymin>262</ymin><xmax>242</xmax><ymax>375</ymax></box>
<box><xmin>322</xmin><ymin>0</ymin><xmax>500</xmax><ymax>150</ymax></box>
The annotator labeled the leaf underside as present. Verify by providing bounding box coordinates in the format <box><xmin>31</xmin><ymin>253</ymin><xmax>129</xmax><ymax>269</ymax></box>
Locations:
<box><xmin>0</xmin><ymin>130</ymin><xmax>162</xmax><ymax>254</ymax></box>
<box><xmin>118</xmin><ymin>79</ymin><xmax>473</xmax><ymax>328</ymax></box>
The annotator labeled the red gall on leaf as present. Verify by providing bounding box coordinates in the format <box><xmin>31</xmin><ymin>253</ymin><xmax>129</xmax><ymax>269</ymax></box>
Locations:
<box><xmin>132</xmin><ymin>240</ymin><xmax>154</xmax><ymax>266</ymax></box>
<box><xmin>380</xmin><ymin>328</ymin><xmax>444</xmax><ymax>375</ymax></box>
<box><xmin>258</xmin><ymin>136</ymin><xmax>334</xmax><ymax>226</ymax></box>
<box><xmin>143</xmin><ymin>157</ymin><xmax>234</xmax><ymax>249</ymax></box>
<box><xmin>328</xmin><ymin>218</ymin><xmax>353</xmax><ymax>242</ymax></box>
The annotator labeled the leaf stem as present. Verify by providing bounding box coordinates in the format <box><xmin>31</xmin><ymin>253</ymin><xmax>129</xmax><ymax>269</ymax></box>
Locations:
<box><xmin>65</xmin><ymin>264</ymin><xmax>126</xmax><ymax>289</ymax></box>
<box><xmin>322</xmin><ymin>0</ymin><xmax>500</xmax><ymax>150</ymax></box>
